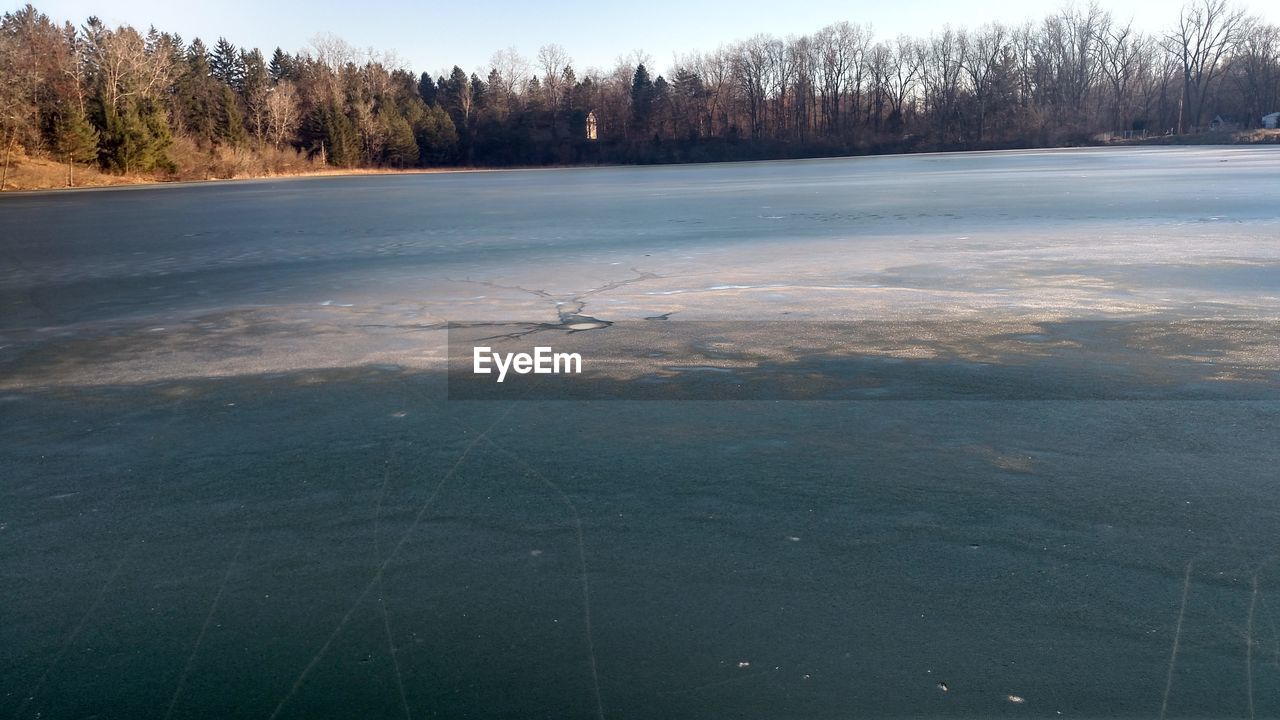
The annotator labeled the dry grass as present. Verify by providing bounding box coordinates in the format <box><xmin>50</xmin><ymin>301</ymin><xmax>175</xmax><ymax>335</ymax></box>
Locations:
<box><xmin>1233</xmin><ymin>128</ymin><xmax>1280</xmax><ymax>142</ymax></box>
<box><xmin>163</xmin><ymin>137</ymin><xmax>320</xmax><ymax>181</ymax></box>
<box><xmin>1126</xmin><ymin>128</ymin><xmax>1280</xmax><ymax>146</ymax></box>
<box><xmin>0</xmin><ymin>142</ymin><xmax>469</xmax><ymax>194</ymax></box>
<box><xmin>0</xmin><ymin>149</ymin><xmax>143</xmax><ymax>191</ymax></box>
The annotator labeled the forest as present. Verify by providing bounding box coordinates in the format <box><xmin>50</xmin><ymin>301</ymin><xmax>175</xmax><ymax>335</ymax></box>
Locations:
<box><xmin>1</xmin><ymin>0</ymin><xmax>1278</xmax><ymax>184</ymax></box>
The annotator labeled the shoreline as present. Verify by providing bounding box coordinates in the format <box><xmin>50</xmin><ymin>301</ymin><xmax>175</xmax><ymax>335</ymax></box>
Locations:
<box><xmin>3</xmin><ymin>131</ymin><xmax>1278</xmax><ymax>195</ymax></box>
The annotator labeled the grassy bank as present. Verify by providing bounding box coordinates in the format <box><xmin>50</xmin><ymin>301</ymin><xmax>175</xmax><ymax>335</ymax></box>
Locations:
<box><xmin>3</xmin><ymin>130</ymin><xmax>1278</xmax><ymax>193</ymax></box>
<box><xmin>0</xmin><ymin>147</ymin><xmax>464</xmax><ymax>192</ymax></box>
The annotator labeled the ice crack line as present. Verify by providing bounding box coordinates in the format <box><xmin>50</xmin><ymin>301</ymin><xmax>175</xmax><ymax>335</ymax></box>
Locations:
<box><xmin>450</xmin><ymin>269</ymin><xmax>658</xmax><ymax>326</ymax></box>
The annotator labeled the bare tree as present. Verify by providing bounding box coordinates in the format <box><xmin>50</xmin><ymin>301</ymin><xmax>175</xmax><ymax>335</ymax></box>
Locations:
<box><xmin>308</xmin><ymin>32</ymin><xmax>355</xmax><ymax>71</ymax></box>
<box><xmin>815</xmin><ymin>22</ymin><xmax>870</xmax><ymax>135</ymax></box>
<box><xmin>305</xmin><ymin>32</ymin><xmax>356</xmax><ymax>104</ymax></box>
<box><xmin>489</xmin><ymin>46</ymin><xmax>529</xmax><ymax>117</ymax></box>
<box><xmin>1098</xmin><ymin>19</ymin><xmax>1154</xmax><ymax>133</ymax></box>
<box><xmin>246</xmin><ymin>82</ymin><xmax>270</xmax><ymax>141</ymax></box>
<box><xmin>788</xmin><ymin>35</ymin><xmax>818</xmax><ymax>139</ymax></box>
<box><xmin>923</xmin><ymin>26</ymin><xmax>965</xmax><ymax>143</ymax></box>
<box><xmin>961</xmin><ymin>24</ymin><xmax>1011</xmax><ymax>142</ymax></box>
<box><xmin>0</xmin><ymin>26</ymin><xmax>23</xmax><ymax>188</ymax></box>
<box><xmin>83</xmin><ymin>23</ymin><xmax>173</xmax><ymax>114</ymax></box>
<box><xmin>1231</xmin><ymin>19</ymin><xmax>1279</xmax><ymax>126</ymax></box>
<box><xmin>693</xmin><ymin>47</ymin><xmax>734</xmax><ymax>136</ymax></box>
<box><xmin>732</xmin><ymin>35</ymin><xmax>772</xmax><ymax>139</ymax></box>
<box><xmin>1</xmin><ymin>6</ymin><xmax>63</xmax><ymax>155</ymax></box>
<box><xmin>1167</xmin><ymin>0</ymin><xmax>1247</xmax><ymax>132</ymax></box>
<box><xmin>537</xmin><ymin>43</ymin><xmax>571</xmax><ymax>110</ymax></box>
<box><xmin>765</xmin><ymin>36</ymin><xmax>791</xmax><ymax>138</ymax></box>
<box><xmin>884</xmin><ymin>36</ymin><xmax>922</xmax><ymax>132</ymax></box>
<box><xmin>264</xmin><ymin>80</ymin><xmax>300</xmax><ymax>149</ymax></box>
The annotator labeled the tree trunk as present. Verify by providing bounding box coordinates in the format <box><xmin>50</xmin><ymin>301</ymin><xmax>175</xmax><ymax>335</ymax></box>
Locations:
<box><xmin>0</xmin><ymin>130</ymin><xmax>13</xmax><ymax>191</ymax></box>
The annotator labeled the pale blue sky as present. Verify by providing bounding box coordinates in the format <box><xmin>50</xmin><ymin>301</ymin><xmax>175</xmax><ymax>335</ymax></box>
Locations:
<box><xmin>13</xmin><ymin>0</ymin><xmax>1279</xmax><ymax>79</ymax></box>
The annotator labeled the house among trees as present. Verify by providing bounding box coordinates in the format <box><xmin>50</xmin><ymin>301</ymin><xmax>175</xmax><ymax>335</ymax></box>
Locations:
<box><xmin>586</xmin><ymin>111</ymin><xmax>597</xmax><ymax>141</ymax></box>
<box><xmin>1208</xmin><ymin>115</ymin><xmax>1239</xmax><ymax>132</ymax></box>
<box><xmin>1264</xmin><ymin>113</ymin><xmax>1280</xmax><ymax>130</ymax></box>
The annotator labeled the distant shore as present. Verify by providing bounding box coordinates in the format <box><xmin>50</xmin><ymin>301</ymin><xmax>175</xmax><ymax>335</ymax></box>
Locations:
<box><xmin>3</xmin><ymin>130</ymin><xmax>1278</xmax><ymax>193</ymax></box>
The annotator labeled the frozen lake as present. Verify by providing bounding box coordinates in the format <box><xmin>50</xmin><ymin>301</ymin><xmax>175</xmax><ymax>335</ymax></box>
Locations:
<box><xmin>2</xmin><ymin>147</ymin><xmax>1279</xmax><ymax>718</ymax></box>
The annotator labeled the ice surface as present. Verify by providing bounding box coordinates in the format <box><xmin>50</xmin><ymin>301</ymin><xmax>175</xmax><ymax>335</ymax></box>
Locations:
<box><xmin>3</xmin><ymin>147</ymin><xmax>1279</xmax><ymax>387</ymax></box>
<box><xmin>1</xmin><ymin>148</ymin><xmax>1278</xmax><ymax>719</ymax></box>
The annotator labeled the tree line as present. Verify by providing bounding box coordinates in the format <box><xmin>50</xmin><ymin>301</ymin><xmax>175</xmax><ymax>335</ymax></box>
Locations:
<box><xmin>1</xmin><ymin>0</ymin><xmax>1277</xmax><ymax>181</ymax></box>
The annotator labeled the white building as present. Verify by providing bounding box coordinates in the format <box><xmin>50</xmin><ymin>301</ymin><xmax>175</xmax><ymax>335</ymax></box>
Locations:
<box><xmin>1263</xmin><ymin>112</ymin><xmax>1280</xmax><ymax>129</ymax></box>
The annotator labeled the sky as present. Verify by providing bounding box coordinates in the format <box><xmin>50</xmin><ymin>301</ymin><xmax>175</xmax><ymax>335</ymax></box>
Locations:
<box><xmin>12</xmin><ymin>0</ymin><xmax>1280</xmax><ymax>79</ymax></box>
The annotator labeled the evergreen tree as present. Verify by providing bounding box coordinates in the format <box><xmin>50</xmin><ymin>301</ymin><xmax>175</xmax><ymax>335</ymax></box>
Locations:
<box><xmin>485</xmin><ymin>68</ymin><xmax>505</xmax><ymax>116</ymax></box>
<box><xmin>99</xmin><ymin>98</ymin><xmax>171</xmax><ymax>174</ymax></box>
<box><xmin>313</xmin><ymin>101</ymin><xmax>358</xmax><ymax>166</ymax></box>
<box><xmin>216</xmin><ymin>85</ymin><xmax>246</xmax><ymax>146</ymax></box>
<box><xmin>240</xmin><ymin>49</ymin><xmax>268</xmax><ymax>99</ymax></box>
<box><xmin>210</xmin><ymin>37</ymin><xmax>243</xmax><ymax>88</ymax></box>
<box><xmin>268</xmin><ymin>47</ymin><xmax>292</xmax><ymax>83</ymax></box>
<box><xmin>672</xmin><ymin>66</ymin><xmax>706</xmax><ymax>137</ymax></box>
<box><xmin>524</xmin><ymin>76</ymin><xmax>545</xmax><ymax>112</ymax></box>
<box><xmin>389</xmin><ymin>69</ymin><xmax>418</xmax><ymax>107</ymax></box>
<box><xmin>240</xmin><ymin>48</ymin><xmax>269</xmax><ymax>140</ymax></box>
<box><xmin>418</xmin><ymin>72</ymin><xmax>438</xmax><ymax>106</ymax></box>
<box><xmin>652</xmin><ymin>75</ymin><xmax>670</xmax><ymax>138</ymax></box>
<box><xmin>53</xmin><ymin>103</ymin><xmax>100</xmax><ymax>165</ymax></box>
<box><xmin>470</xmin><ymin>73</ymin><xmax>488</xmax><ymax>112</ymax></box>
<box><xmin>561</xmin><ymin>66</ymin><xmax>577</xmax><ymax>112</ymax></box>
<box><xmin>166</xmin><ymin>32</ymin><xmax>186</xmax><ymax>61</ymax></box>
<box><xmin>178</xmin><ymin>39</ymin><xmax>219</xmax><ymax>145</ymax></box>
<box><xmin>631</xmin><ymin>63</ymin><xmax>655</xmax><ymax>134</ymax></box>
<box><xmin>415</xmin><ymin>105</ymin><xmax>458</xmax><ymax>164</ymax></box>
<box><xmin>381</xmin><ymin>111</ymin><xmax>418</xmax><ymax>167</ymax></box>
<box><xmin>440</xmin><ymin>66</ymin><xmax>470</xmax><ymax>127</ymax></box>
<box><xmin>187</xmin><ymin>37</ymin><xmax>211</xmax><ymax>71</ymax></box>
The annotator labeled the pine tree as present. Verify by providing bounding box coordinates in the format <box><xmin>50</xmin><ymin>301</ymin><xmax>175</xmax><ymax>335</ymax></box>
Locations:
<box><xmin>210</xmin><ymin>37</ymin><xmax>243</xmax><ymax>88</ymax></box>
<box><xmin>268</xmin><ymin>47</ymin><xmax>291</xmax><ymax>83</ymax></box>
<box><xmin>216</xmin><ymin>85</ymin><xmax>246</xmax><ymax>146</ymax></box>
<box><xmin>240</xmin><ymin>49</ymin><xmax>267</xmax><ymax>99</ymax></box>
<box><xmin>418</xmin><ymin>73</ymin><xmax>438</xmax><ymax>107</ymax></box>
<box><xmin>178</xmin><ymin>39</ymin><xmax>219</xmax><ymax>145</ymax></box>
<box><xmin>652</xmin><ymin>76</ymin><xmax>670</xmax><ymax>138</ymax></box>
<box><xmin>165</xmin><ymin>32</ymin><xmax>186</xmax><ymax>63</ymax></box>
<box><xmin>240</xmin><ymin>49</ymin><xmax>269</xmax><ymax>140</ymax></box>
<box><xmin>381</xmin><ymin>112</ymin><xmax>418</xmax><ymax>167</ymax></box>
<box><xmin>672</xmin><ymin>66</ymin><xmax>705</xmax><ymax>138</ymax></box>
<box><xmin>561</xmin><ymin>66</ymin><xmax>577</xmax><ymax>112</ymax></box>
<box><xmin>99</xmin><ymin>98</ymin><xmax>171</xmax><ymax>175</ymax></box>
<box><xmin>187</xmin><ymin>38</ymin><xmax>210</xmax><ymax>72</ymax></box>
<box><xmin>524</xmin><ymin>76</ymin><xmax>545</xmax><ymax>112</ymax></box>
<box><xmin>313</xmin><ymin>101</ymin><xmax>358</xmax><ymax>167</ymax></box>
<box><xmin>54</xmin><ymin>103</ymin><xmax>100</xmax><ymax>184</ymax></box>
<box><xmin>631</xmin><ymin>63</ymin><xmax>655</xmax><ymax>134</ymax></box>
<box><xmin>440</xmin><ymin>66</ymin><xmax>471</xmax><ymax>128</ymax></box>
<box><xmin>470</xmin><ymin>73</ymin><xmax>488</xmax><ymax>112</ymax></box>
<box><xmin>54</xmin><ymin>104</ymin><xmax>99</xmax><ymax>160</ymax></box>
<box><xmin>486</xmin><ymin>68</ymin><xmax>505</xmax><ymax>117</ymax></box>
<box><xmin>415</xmin><ymin>105</ymin><xmax>458</xmax><ymax>165</ymax></box>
